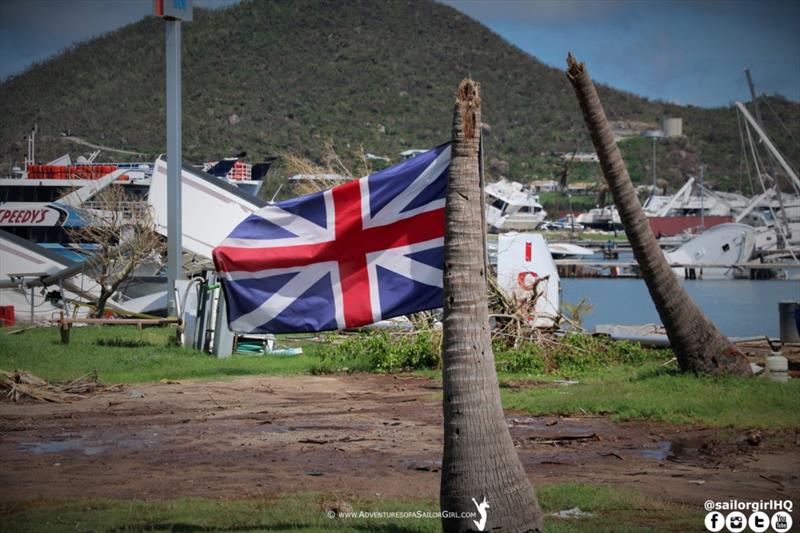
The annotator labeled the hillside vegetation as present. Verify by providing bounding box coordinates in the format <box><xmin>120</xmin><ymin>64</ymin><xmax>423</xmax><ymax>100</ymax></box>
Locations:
<box><xmin>1</xmin><ymin>0</ymin><xmax>798</xmax><ymax>192</ymax></box>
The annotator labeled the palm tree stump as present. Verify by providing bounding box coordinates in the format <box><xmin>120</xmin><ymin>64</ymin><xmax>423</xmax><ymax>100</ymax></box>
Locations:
<box><xmin>440</xmin><ymin>79</ymin><xmax>543</xmax><ymax>532</ymax></box>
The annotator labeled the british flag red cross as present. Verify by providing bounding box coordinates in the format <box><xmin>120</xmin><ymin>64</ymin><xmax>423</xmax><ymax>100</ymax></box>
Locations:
<box><xmin>212</xmin><ymin>143</ymin><xmax>451</xmax><ymax>333</ymax></box>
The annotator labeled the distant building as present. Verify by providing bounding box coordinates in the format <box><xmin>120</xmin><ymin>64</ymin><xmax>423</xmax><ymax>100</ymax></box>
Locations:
<box><xmin>530</xmin><ymin>179</ymin><xmax>560</xmax><ymax>192</ymax></box>
<box><xmin>567</xmin><ymin>182</ymin><xmax>596</xmax><ymax>195</ymax></box>
<box><xmin>399</xmin><ymin>149</ymin><xmax>428</xmax><ymax>160</ymax></box>
<box><xmin>366</xmin><ymin>153</ymin><xmax>390</xmax><ymax>162</ymax></box>
<box><xmin>288</xmin><ymin>173</ymin><xmax>349</xmax><ymax>183</ymax></box>
<box><xmin>561</xmin><ymin>151</ymin><xmax>599</xmax><ymax>163</ymax></box>
<box><xmin>203</xmin><ymin>159</ymin><xmax>251</xmax><ymax>181</ymax></box>
<box><xmin>662</xmin><ymin>117</ymin><xmax>683</xmax><ymax>138</ymax></box>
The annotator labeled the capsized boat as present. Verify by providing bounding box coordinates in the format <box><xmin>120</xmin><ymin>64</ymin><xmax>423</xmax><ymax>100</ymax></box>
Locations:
<box><xmin>547</xmin><ymin>242</ymin><xmax>595</xmax><ymax>259</ymax></box>
<box><xmin>485</xmin><ymin>179</ymin><xmax>547</xmax><ymax>232</ymax></box>
<box><xmin>575</xmin><ymin>205</ymin><xmax>622</xmax><ymax>230</ymax></box>
<box><xmin>496</xmin><ymin>232</ymin><xmax>560</xmax><ymax>327</ymax></box>
<box><xmin>664</xmin><ymin>223</ymin><xmax>756</xmax><ymax>279</ymax></box>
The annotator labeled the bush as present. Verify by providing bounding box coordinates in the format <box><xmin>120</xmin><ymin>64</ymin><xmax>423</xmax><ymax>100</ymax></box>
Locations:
<box><xmin>495</xmin><ymin>344</ymin><xmax>547</xmax><ymax>374</ymax></box>
<box><xmin>312</xmin><ymin>331</ymin><xmax>669</xmax><ymax>376</ymax></box>
<box><xmin>312</xmin><ymin>331</ymin><xmax>440</xmax><ymax>374</ymax></box>
<box><xmin>494</xmin><ymin>332</ymin><xmax>670</xmax><ymax>375</ymax></box>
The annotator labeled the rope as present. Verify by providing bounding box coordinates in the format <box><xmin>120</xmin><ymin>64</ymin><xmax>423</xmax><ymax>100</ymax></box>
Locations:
<box><xmin>744</xmin><ymin>121</ymin><xmax>799</xmax><ymax>264</ymax></box>
<box><xmin>762</xmin><ymin>97</ymin><xmax>800</xmax><ymax>149</ymax></box>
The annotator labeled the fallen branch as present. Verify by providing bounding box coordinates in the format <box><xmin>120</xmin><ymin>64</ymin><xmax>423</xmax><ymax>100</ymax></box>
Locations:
<box><xmin>0</xmin><ymin>370</ymin><xmax>119</xmax><ymax>403</ymax></box>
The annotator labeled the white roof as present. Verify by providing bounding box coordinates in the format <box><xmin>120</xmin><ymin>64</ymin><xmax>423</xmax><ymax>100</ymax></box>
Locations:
<box><xmin>485</xmin><ymin>179</ymin><xmax>542</xmax><ymax>207</ymax></box>
<box><xmin>288</xmin><ymin>173</ymin><xmax>349</xmax><ymax>182</ymax></box>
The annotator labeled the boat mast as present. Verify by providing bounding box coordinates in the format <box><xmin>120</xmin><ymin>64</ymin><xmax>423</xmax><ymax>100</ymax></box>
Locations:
<box><xmin>657</xmin><ymin>177</ymin><xmax>694</xmax><ymax>217</ymax></box>
<box><xmin>735</xmin><ymin>101</ymin><xmax>800</xmax><ymax>191</ymax></box>
<box><xmin>744</xmin><ymin>69</ymin><xmax>765</xmax><ymax>130</ymax></box>
<box><xmin>737</xmin><ymin>101</ymin><xmax>794</xmax><ymax>241</ymax></box>
<box><xmin>24</xmin><ymin>124</ymin><xmax>37</xmax><ymax>171</ymax></box>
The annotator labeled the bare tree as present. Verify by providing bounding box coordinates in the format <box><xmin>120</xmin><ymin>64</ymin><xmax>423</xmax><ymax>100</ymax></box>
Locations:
<box><xmin>65</xmin><ymin>186</ymin><xmax>165</xmax><ymax>317</ymax></box>
<box><xmin>276</xmin><ymin>140</ymin><xmax>373</xmax><ymax>198</ymax></box>
<box><xmin>566</xmin><ymin>54</ymin><xmax>751</xmax><ymax>376</ymax></box>
<box><xmin>440</xmin><ymin>79</ymin><xmax>543</xmax><ymax>532</ymax></box>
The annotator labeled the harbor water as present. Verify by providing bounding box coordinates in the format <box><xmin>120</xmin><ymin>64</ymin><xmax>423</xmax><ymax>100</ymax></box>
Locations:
<box><xmin>561</xmin><ymin>278</ymin><xmax>800</xmax><ymax>338</ymax></box>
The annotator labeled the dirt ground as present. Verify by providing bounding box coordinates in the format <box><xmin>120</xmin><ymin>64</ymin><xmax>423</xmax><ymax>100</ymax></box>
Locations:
<box><xmin>1</xmin><ymin>374</ymin><xmax>797</xmax><ymax>507</ymax></box>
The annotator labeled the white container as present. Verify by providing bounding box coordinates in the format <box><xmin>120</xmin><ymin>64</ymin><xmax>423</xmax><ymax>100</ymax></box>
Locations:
<box><xmin>765</xmin><ymin>352</ymin><xmax>789</xmax><ymax>383</ymax></box>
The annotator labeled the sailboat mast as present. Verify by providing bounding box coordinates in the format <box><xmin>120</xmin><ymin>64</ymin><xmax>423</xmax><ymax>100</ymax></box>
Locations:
<box><xmin>744</xmin><ymin>68</ymin><xmax>765</xmax><ymax>130</ymax></box>
<box><xmin>735</xmin><ymin>101</ymin><xmax>800</xmax><ymax>192</ymax></box>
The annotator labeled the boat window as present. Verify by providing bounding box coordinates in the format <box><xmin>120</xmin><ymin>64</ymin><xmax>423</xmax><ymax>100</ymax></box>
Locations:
<box><xmin>490</xmin><ymin>198</ymin><xmax>507</xmax><ymax>212</ymax></box>
<box><xmin>517</xmin><ymin>206</ymin><xmax>531</xmax><ymax>213</ymax></box>
<box><xmin>534</xmin><ymin>206</ymin><xmax>542</xmax><ymax>213</ymax></box>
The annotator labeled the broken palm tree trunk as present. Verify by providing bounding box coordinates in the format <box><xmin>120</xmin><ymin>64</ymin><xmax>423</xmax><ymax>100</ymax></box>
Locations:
<box><xmin>440</xmin><ymin>79</ymin><xmax>543</xmax><ymax>532</ymax></box>
<box><xmin>566</xmin><ymin>54</ymin><xmax>751</xmax><ymax>376</ymax></box>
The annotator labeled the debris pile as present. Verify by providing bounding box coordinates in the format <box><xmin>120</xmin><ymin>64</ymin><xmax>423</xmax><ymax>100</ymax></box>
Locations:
<box><xmin>0</xmin><ymin>370</ymin><xmax>120</xmax><ymax>403</ymax></box>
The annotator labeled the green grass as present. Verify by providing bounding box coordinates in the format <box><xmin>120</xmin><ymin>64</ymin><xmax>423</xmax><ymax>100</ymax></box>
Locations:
<box><xmin>501</xmin><ymin>362</ymin><xmax>800</xmax><ymax>429</ymax></box>
<box><xmin>0</xmin><ymin>326</ymin><xmax>321</xmax><ymax>384</ymax></box>
<box><xmin>3</xmin><ymin>327</ymin><xmax>798</xmax><ymax>429</ymax></box>
<box><xmin>540</xmin><ymin>230</ymin><xmax>629</xmax><ymax>242</ymax></box>
<box><xmin>2</xmin><ymin>484</ymin><xmax>702</xmax><ymax>532</ymax></box>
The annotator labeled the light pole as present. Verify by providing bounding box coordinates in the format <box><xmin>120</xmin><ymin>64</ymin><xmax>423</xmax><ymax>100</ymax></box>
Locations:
<box><xmin>651</xmin><ymin>136</ymin><xmax>657</xmax><ymax>191</ymax></box>
<box><xmin>643</xmin><ymin>129</ymin><xmax>663</xmax><ymax>194</ymax></box>
<box><xmin>567</xmin><ymin>193</ymin><xmax>574</xmax><ymax>236</ymax></box>
<box><xmin>155</xmin><ymin>0</ymin><xmax>192</xmax><ymax>316</ymax></box>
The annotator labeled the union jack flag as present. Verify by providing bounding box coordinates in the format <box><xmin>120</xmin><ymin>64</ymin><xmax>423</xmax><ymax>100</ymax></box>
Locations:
<box><xmin>212</xmin><ymin>144</ymin><xmax>451</xmax><ymax>333</ymax></box>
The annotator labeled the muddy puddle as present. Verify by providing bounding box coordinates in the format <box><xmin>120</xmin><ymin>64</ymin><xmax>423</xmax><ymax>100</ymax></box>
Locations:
<box><xmin>2</xmin><ymin>374</ymin><xmax>797</xmax><ymax>506</ymax></box>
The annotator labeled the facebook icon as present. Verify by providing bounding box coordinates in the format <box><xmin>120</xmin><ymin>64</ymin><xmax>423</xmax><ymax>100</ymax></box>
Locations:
<box><xmin>704</xmin><ymin>511</ymin><xmax>725</xmax><ymax>532</ymax></box>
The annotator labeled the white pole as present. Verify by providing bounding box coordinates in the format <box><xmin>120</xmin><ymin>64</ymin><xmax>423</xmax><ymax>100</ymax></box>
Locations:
<box><xmin>699</xmin><ymin>165</ymin><xmax>705</xmax><ymax>230</ymax></box>
<box><xmin>652</xmin><ymin>137</ymin><xmax>657</xmax><ymax>191</ymax></box>
<box><xmin>166</xmin><ymin>19</ymin><xmax>182</xmax><ymax>317</ymax></box>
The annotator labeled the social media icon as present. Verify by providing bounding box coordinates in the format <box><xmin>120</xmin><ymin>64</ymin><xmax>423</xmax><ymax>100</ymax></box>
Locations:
<box><xmin>726</xmin><ymin>511</ymin><xmax>746</xmax><ymax>533</ymax></box>
<box><xmin>772</xmin><ymin>511</ymin><xmax>793</xmax><ymax>532</ymax></box>
<box><xmin>704</xmin><ymin>511</ymin><xmax>725</xmax><ymax>532</ymax></box>
<box><xmin>748</xmin><ymin>511</ymin><xmax>770</xmax><ymax>533</ymax></box>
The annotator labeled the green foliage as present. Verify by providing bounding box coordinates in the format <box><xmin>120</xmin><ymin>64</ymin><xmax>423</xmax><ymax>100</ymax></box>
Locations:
<box><xmin>1</xmin><ymin>0</ymin><xmax>797</xmax><ymax>193</ymax></box>
<box><xmin>495</xmin><ymin>333</ymin><xmax>668</xmax><ymax>375</ymax></box>
<box><xmin>1</xmin><ymin>493</ymin><xmax>441</xmax><ymax>533</ymax></box>
<box><xmin>3</xmin><ymin>327</ymin><xmax>797</xmax><ymax>429</ymax></box>
<box><xmin>538</xmin><ymin>192</ymin><xmax>599</xmax><ymax>215</ymax></box>
<box><xmin>2</xmin><ymin>485</ymin><xmax>702</xmax><ymax>532</ymax></box>
<box><xmin>539</xmin><ymin>483</ymin><xmax>700</xmax><ymax>533</ymax></box>
<box><xmin>312</xmin><ymin>331</ymin><xmax>440</xmax><ymax>374</ymax></box>
<box><xmin>313</xmin><ymin>331</ymin><xmax>665</xmax><ymax>377</ymax></box>
<box><xmin>502</xmin><ymin>363</ymin><xmax>800</xmax><ymax>428</ymax></box>
<box><xmin>0</xmin><ymin>326</ymin><xmax>319</xmax><ymax>383</ymax></box>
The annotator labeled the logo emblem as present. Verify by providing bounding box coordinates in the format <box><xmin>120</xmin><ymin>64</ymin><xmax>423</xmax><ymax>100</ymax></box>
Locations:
<box><xmin>471</xmin><ymin>497</ymin><xmax>490</xmax><ymax>531</ymax></box>
<box><xmin>704</xmin><ymin>511</ymin><xmax>725</xmax><ymax>532</ymax></box>
<box><xmin>772</xmin><ymin>512</ymin><xmax>792</xmax><ymax>532</ymax></box>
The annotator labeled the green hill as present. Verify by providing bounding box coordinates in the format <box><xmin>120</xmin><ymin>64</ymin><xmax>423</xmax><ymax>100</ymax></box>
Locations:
<box><xmin>1</xmin><ymin>0</ymin><xmax>798</xmax><ymax>194</ymax></box>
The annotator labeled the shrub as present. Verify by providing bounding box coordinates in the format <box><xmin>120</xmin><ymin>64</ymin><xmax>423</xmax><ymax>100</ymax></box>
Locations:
<box><xmin>495</xmin><ymin>332</ymin><xmax>670</xmax><ymax>375</ymax></box>
<box><xmin>313</xmin><ymin>330</ymin><xmax>669</xmax><ymax>376</ymax></box>
<box><xmin>312</xmin><ymin>331</ymin><xmax>440</xmax><ymax>374</ymax></box>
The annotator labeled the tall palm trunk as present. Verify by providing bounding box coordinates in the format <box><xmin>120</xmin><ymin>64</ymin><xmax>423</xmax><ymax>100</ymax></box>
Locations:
<box><xmin>440</xmin><ymin>79</ymin><xmax>543</xmax><ymax>532</ymax></box>
<box><xmin>566</xmin><ymin>54</ymin><xmax>751</xmax><ymax>376</ymax></box>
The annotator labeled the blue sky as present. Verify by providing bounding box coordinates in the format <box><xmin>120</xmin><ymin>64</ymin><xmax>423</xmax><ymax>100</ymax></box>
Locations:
<box><xmin>1</xmin><ymin>0</ymin><xmax>798</xmax><ymax>108</ymax></box>
<box><xmin>443</xmin><ymin>0</ymin><xmax>799</xmax><ymax>107</ymax></box>
<box><xmin>0</xmin><ymin>0</ymin><xmax>238</xmax><ymax>80</ymax></box>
